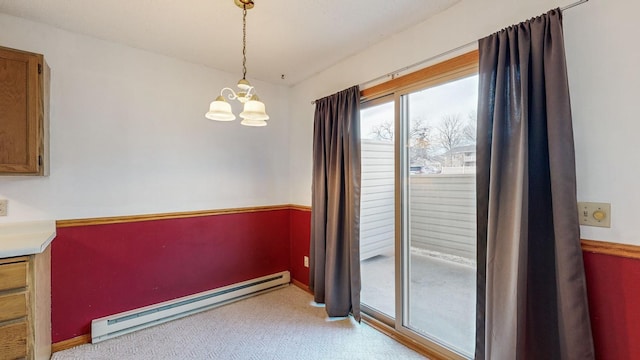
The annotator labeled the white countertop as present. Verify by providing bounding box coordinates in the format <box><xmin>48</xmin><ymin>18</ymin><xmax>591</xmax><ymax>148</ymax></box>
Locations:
<box><xmin>0</xmin><ymin>220</ymin><xmax>56</xmax><ymax>258</ymax></box>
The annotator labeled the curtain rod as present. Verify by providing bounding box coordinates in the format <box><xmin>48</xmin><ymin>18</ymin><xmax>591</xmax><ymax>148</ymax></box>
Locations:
<box><xmin>312</xmin><ymin>0</ymin><xmax>588</xmax><ymax>105</ymax></box>
<box><xmin>560</xmin><ymin>0</ymin><xmax>589</xmax><ymax>11</ymax></box>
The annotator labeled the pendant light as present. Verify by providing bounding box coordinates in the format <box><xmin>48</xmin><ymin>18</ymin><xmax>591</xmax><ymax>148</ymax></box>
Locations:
<box><xmin>205</xmin><ymin>0</ymin><xmax>269</xmax><ymax>126</ymax></box>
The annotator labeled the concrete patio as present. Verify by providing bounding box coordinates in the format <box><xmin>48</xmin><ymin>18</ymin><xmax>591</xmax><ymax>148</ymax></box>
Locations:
<box><xmin>361</xmin><ymin>251</ymin><xmax>476</xmax><ymax>357</ymax></box>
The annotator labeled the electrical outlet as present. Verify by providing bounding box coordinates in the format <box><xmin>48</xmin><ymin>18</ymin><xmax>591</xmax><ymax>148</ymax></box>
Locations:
<box><xmin>578</xmin><ymin>202</ymin><xmax>610</xmax><ymax>228</ymax></box>
<box><xmin>304</xmin><ymin>256</ymin><xmax>309</xmax><ymax>268</ymax></box>
<box><xmin>0</xmin><ymin>199</ymin><xmax>7</xmax><ymax>216</ymax></box>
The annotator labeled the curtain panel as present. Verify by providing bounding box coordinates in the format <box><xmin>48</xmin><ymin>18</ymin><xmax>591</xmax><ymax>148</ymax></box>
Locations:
<box><xmin>476</xmin><ymin>9</ymin><xmax>594</xmax><ymax>359</ymax></box>
<box><xmin>310</xmin><ymin>85</ymin><xmax>362</xmax><ymax>321</ymax></box>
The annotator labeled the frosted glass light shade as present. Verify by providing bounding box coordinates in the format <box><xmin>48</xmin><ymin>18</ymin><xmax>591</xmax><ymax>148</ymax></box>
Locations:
<box><xmin>239</xmin><ymin>99</ymin><xmax>269</xmax><ymax>121</ymax></box>
<box><xmin>205</xmin><ymin>96</ymin><xmax>236</xmax><ymax>121</ymax></box>
<box><xmin>240</xmin><ymin>118</ymin><xmax>267</xmax><ymax>127</ymax></box>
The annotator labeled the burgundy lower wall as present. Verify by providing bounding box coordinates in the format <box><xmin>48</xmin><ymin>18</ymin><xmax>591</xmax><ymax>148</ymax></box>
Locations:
<box><xmin>52</xmin><ymin>205</ymin><xmax>640</xmax><ymax>359</ymax></box>
<box><xmin>289</xmin><ymin>209</ymin><xmax>311</xmax><ymax>287</ymax></box>
<box><xmin>52</xmin><ymin>209</ymin><xmax>290</xmax><ymax>343</ymax></box>
<box><xmin>583</xmin><ymin>251</ymin><xmax>640</xmax><ymax>360</ymax></box>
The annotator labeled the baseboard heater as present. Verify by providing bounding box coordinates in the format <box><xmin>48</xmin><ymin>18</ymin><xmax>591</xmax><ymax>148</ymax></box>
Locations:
<box><xmin>91</xmin><ymin>270</ymin><xmax>290</xmax><ymax>343</ymax></box>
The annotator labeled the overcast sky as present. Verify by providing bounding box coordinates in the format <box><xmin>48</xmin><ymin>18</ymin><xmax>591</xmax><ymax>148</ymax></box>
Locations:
<box><xmin>361</xmin><ymin>74</ymin><xmax>478</xmax><ymax>140</ymax></box>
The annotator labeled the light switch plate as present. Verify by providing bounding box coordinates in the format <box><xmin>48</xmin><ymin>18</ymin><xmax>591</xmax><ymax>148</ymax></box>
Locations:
<box><xmin>0</xmin><ymin>199</ymin><xmax>7</xmax><ymax>216</ymax></box>
<box><xmin>578</xmin><ymin>202</ymin><xmax>610</xmax><ymax>228</ymax></box>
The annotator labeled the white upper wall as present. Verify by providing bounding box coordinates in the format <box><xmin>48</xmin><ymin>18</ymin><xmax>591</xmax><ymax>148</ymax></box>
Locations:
<box><xmin>0</xmin><ymin>13</ymin><xmax>291</xmax><ymax>222</ymax></box>
<box><xmin>564</xmin><ymin>0</ymin><xmax>640</xmax><ymax>244</ymax></box>
<box><xmin>289</xmin><ymin>0</ymin><xmax>640</xmax><ymax>245</ymax></box>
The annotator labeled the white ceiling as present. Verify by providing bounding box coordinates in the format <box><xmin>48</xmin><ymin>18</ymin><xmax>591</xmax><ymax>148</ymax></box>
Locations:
<box><xmin>0</xmin><ymin>0</ymin><xmax>461</xmax><ymax>85</ymax></box>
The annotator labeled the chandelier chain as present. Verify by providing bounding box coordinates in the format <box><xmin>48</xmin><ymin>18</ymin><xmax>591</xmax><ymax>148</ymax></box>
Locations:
<box><xmin>242</xmin><ymin>6</ymin><xmax>247</xmax><ymax>80</ymax></box>
<box><xmin>205</xmin><ymin>1</ymin><xmax>268</xmax><ymax>126</ymax></box>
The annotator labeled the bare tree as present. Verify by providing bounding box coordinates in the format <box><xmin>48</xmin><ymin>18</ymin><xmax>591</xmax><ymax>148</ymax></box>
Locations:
<box><xmin>369</xmin><ymin>121</ymin><xmax>394</xmax><ymax>142</ymax></box>
<box><xmin>463</xmin><ymin>111</ymin><xmax>477</xmax><ymax>144</ymax></box>
<box><xmin>370</xmin><ymin>113</ymin><xmax>477</xmax><ymax>169</ymax></box>
<box><xmin>370</xmin><ymin>119</ymin><xmax>433</xmax><ymax>141</ymax></box>
<box><xmin>436</xmin><ymin>114</ymin><xmax>466</xmax><ymax>152</ymax></box>
<box><xmin>369</xmin><ymin>118</ymin><xmax>433</xmax><ymax>164</ymax></box>
<box><xmin>410</xmin><ymin>119</ymin><xmax>431</xmax><ymax>144</ymax></box>
<box><xmin>409</xmin><ymin>118</ymin><xmax>432</xmax><ymax>164</ymax></box>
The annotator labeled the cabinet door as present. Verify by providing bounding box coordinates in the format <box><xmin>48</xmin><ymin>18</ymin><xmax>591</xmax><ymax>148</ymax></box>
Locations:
<box><xmin>0</xmin><ymin>47</ymin><xmax>43</xmax><ymax>174</ymax></box>
<box><xmin>0</xmin><ymin>321</ymin><xmax>28</xmax><ymax>359</ymax></box>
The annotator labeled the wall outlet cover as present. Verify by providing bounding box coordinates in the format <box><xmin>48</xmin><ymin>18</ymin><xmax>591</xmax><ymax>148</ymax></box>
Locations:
<box><xmin>578</xmin><ymin>202</ymin><xmax>611</xmax><ymax>228</ymax></box>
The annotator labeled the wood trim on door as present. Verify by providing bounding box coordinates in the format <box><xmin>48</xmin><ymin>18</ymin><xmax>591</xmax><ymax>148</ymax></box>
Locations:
<box><xmin>360</xmin><ymin>50</ymin><xmax>479</xmax><ymax>101</ymax></box>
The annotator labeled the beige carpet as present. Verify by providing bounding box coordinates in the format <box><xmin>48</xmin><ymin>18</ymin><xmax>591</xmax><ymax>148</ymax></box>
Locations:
<box><xmin>52</xmin><ymin>285</ymin><xmax>427</xmax><ymax>359</ymax></box>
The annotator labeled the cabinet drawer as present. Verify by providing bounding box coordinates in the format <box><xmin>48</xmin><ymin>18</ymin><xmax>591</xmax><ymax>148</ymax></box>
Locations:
<box><xmin>0</xmin><ymin>292</ymin><xmax>27</xmax><ymax>323</ymax></box>
<box><xmin>0</xmin><ymin>321</ymin><xmax>28</xmax><ymax>359</ymax></box>
<box><xmin>0</xmin><ymin>261</ymin><xmax>27</xmax><ymax>292</ymax></box>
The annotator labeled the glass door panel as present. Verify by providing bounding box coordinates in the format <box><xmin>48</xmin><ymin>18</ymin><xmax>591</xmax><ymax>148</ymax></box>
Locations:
<box><xmin>402</xmin><ymin>75</ymin><xmax>478</xmax><ymax>357</ymax></box>
<box><xmin>359</xmin><ymin>98</ymin><xmax>396</xmax><ymax>319</ymax></box>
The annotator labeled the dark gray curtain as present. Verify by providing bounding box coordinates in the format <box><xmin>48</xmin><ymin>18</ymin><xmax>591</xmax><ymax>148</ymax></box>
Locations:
<box><xmin>310</xmin><ymin>85</ymin><xmax>361</xmax><ymax>321</ymax></box>
<box><xmin>476</xmin><ymin>9</ymin><xmax>594</xmax><ymax>359</ymax></box>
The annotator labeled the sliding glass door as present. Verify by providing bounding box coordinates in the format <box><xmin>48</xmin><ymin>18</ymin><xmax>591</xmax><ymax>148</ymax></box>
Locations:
<box><xmin>359</xmin><ymin>54</ymin><xmax>478</xmax><ymax>359</ymax></box>
<box><xmin>360</xmin><ymin>96</ymin><xmax>396</xmax><ymax>321</ymax></box>
<box><xmin>402</xmin><ymin>75</ymin><xmax>477</xmax><ymax>357</ymax></box>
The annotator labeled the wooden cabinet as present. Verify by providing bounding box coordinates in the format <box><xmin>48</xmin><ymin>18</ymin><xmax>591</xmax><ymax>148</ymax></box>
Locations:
<box><xmin>0</xmin><ymin>247</ymin><xmax>51</xmax><ymax>360</ymax></box>
<box><xmin>0</xmin><ymin>46</ymin><xmax>50</xmax><ymax>176</ymax></box>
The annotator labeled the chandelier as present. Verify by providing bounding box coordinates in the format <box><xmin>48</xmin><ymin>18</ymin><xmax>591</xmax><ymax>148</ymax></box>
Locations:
<box><xmin>205</xmin><ymin>0</ymin><xmax>269</xmax><ymax>126</ymax></box>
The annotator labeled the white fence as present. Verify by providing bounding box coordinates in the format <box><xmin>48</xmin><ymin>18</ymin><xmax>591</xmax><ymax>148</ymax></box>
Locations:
<box><xmin>360</xmin><ymin>140</ymin><xmax>476</xmax><ymax>260</ymax></box>
<box><xmin>409</xmin><ymin>174</ymin><xmax>476</xmax><ymax>259</ymax></box>
<box><xmin>360</xmin><ymin>140</ymin><xmax>395</xmax><ymax>260</ymax></box>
